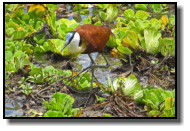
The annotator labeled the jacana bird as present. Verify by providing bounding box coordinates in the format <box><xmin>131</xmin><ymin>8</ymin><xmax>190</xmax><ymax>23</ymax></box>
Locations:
<box><xmin>61</xmin><ymin>24</ymin><xmax>113</xmax><ymax>106</ymax></box>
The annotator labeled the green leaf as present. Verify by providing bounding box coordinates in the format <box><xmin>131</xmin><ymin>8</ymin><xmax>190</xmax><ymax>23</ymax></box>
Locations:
<box><xmin>124</xmin><ymin>9</ymin><xmax>135</xmax><ymax>22</ymax></box>
<box><xmin>135</xmin><ymin>19</ymin><xmax>144</xmax><ymax>29</ymax></box>
<box><xmin>165</xmin><ymin>97</ymin><xmax>175</xmax><ymax>110</ymax></box>
<box><xmin>150</xmin><ymin>18</ymin><xmax>162</xmax><ymax>30</ymax></box>
<box><xmin>13</xmin><ymin>30</ymin><xmax>27</xmax><ymax>39</ymax></box>
<box><xmin>12</xmin><ymin>5</ymin><xmax>24</xmax><ymax>17</ymax></box>
<box><xmin>114</xmin><ymin>27</ymin><xmax>129</xmax><ymax>40</ymax></box>
<box><xmin>97</xmin><ymin>4</ymin><xmax>109</xmax><ymax>10</ymax></box>
<box><xmin>6</xmin><ymin>21</ymin><xmax>19</xmax><ymax>30</ymax></box>
<box><xmin>105</xmin><ymin>6</ymin><xmax>118</xmax><ymax>22</ymax></box>
<box><xmin>134</xmin><ymin>90</ymin><xmax>144</xmax><ymax>102</ymax></box>
<box><xmin>102</xmin><ymin>114</ymin><xmax>112</xmax><ymax>117</ymax></box>
<box><xmin>47</xmin><ymin>4</ymin><xmax>58</xmax><ymax>12</ymax></box>
<box><xmin>149</xmin><ymin>110</ymin><xmax>160</xmax><ymax>116</ymax></box>
<box><xmin>5</xmin><ymin>13</ymin><xmax>12</xmax><ymax>22</ymax></box>
<box><xmin>137</xmin><ymin>34</ymin><xmax>146</xmax><ymax>49</ymax></box>
<box><xmin>67</xmin><ymin>22</ymin><xmax>80</xmax><ymax>32</ymax></box>
<box><xmin>135</xmin><ymin>10</ymin><xmax>149</xmax><ymax>20</ymax></box>
<box><xmin>44</xmin><ymin>110</ymin><xmax>67</xmax><ymax>117</ymax></box>
<box><xmin>51</xmin><ymin>11</ymin><xmax>56</xmax><ymax>29</ymax></box>
<box><xmin>121</xmin><ymin>31</ymin><xmax>140</xmax><ymax>52</ymax></box>
<box><xmin>6</xmin><ymin>28</ymin><xmax>15</xmax><ymax>36</ymax></box>
<box><xmin>169</xmin><ymin>15</ymin><xmax>175</xmax><ymax>26</ymax></box>
<box><xmin>160</xmin><ymin>37</ymin><xmax>175</xmax><ymax>57</ymax></box>
<box><xmin>73</xmin><ymin>4</ymin><xmax>82</xmax><ymax>12</ymax></box>
<box><xmin>80</xmin><ymin>9</ymin><xmax>90</xmax><ymax>15</ymax></box>
<box><xmin>135</xmin><ymin>4</ymin><xmax>148</xmax><ymax>11</ymax></box>
<box><xmin>144</xmin><ymin>28</ymin><xmax>161</xmax><ymax>55</ymax></box>
<box><xmin>117</xmin><ymin>45</ymin><xmax>132</xmax><ymax>55</ymax></box>
<box><xmin>82</xmin><ymin>18</ymin><xmax>92</xmax><ymax>24</ymax></box>
<box><xmin>122</xmin><ymin>74</ymin><xmax>140</xmax><ymax>96</ymax></box>
<box><xmin>106</xmin><ymin>35</ymin><xmax>117</xmax><ymax>48</ymax></box>
<box><xmin>94</xmin><ymin>21</ymin><xmax>103</xmax><ymax>26</ymax></box>
<box><xmin>5</xmin><ymin>51</ymin><xmax>13</xmax><ymax>61</ymax></box>
<box><xmin>99</xmin><ymin>11</ymin><xmax>106</xmax><ymax>21</ymax></box>
<box><xmin>149</xmin><ymin>4</ymin><xmax>162</xmax><ymax>13</ymax></box>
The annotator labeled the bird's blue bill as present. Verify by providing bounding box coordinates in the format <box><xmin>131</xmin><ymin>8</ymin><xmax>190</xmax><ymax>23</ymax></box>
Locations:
<box><xmin>61</xmin><ymin>41</ymin><xmax>69</xmax><ymax>52</ymax></box>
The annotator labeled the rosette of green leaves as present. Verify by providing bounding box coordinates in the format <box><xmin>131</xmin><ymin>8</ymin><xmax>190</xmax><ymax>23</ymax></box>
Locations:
<box><xmin>43</xmin><ymin>92</ymin><xmax>79</xmax><ymax>117</ymax></box>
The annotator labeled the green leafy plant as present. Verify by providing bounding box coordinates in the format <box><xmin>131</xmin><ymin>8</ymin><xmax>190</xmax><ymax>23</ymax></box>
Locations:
<box><xmin>43</xmin><ymin>92</ymin><xmax>80</xmax><ymax>117</ymax></box>
<box><xmin>20</xmin><ymin>83</ymin><xmax>33</xmax><ymax>95</ymax></box>
<box><xmin>134</xmin><ymin>88</ymin><xmax>175</xmax><ymax>117</ymax></box>
<box><xmin>106</xmin><ymin>74</ymin><xmax>140</xmax><ymax>96</ymax></box>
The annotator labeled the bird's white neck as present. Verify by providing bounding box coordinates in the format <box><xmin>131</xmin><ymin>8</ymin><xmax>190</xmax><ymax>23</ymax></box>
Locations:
<box><xmin>67</xmin><ymin>32</ymin><xmax>86</xmax><ymax>54</ymax></box>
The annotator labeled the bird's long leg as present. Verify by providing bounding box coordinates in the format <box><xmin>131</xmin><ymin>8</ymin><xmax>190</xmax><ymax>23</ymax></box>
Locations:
<box><xmin>84</xmin><ymin>64</ymin><xmax>95</xmax><ymax>107</ymax></box>
<box><xmin>101</xmin><ymin>53</ymin><xmax>110</xmax><ymax>68</ymax></box>
<box><xmin>84</xmin><ymin>53</ymin><xmax>110</xmax><ymax>107</ymax></box>
<box><xmin>129</xmin><ymin>54</ymin><xmax>133</xmax><ymax>74</ymax></box>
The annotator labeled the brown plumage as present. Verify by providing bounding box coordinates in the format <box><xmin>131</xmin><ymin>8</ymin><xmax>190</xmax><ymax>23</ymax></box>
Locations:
<box><xmin>73</xmin><ymin>24</ymin><xmax>112</xmax><ymax>54</ymax></box>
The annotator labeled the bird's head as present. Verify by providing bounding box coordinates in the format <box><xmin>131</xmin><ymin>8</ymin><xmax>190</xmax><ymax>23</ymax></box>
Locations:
<box><xmin>61</xmin><ymin>31</ymin><xmax>86</xmax><ymax>54</ymax></box>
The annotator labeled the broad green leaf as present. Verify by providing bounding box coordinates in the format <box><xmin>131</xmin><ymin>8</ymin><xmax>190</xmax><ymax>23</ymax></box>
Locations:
<box><xmin>5</xmin><ymin>13</ymin><xmax>12</xmax><ymax>23</ymax></box>
<box><xmin>135</xmin><ymin>10</ymin><xmax>149</xmax><ymax>20</ymax></box>
<box><xmin>44</xmin><ymin>110</ymin><xmax>67</xmax><ymax>117</ymax></box>
<box><xmin>13</xmin><ymin>30</ymin><xmax>27</xmax><ymax>39</ymax></box>
<box><xmin>97</xmin><ymin>4</ymin><xmax>109</xmax><ymax>10</ymax></box>
<box><xmin>117</xmin><ymin>45</ymin><xmax>132</xmax><ymax>55</ymax></box>
<box><xmin>160</xmin><ymin>37</ymin><xmax>175</xmax><ymax>57</ymax></box>
<box><xmin>144</xmin><ymin>28</ymin><xmax>161</xmax><ymax>55</ymax></box>
<box><xmin>165</xmin><ymin>97</ymin><xmax>174</xmax><ymax>110</ymax></box>
<box><xmin>5</xmin><ymin>51</ymin><xmax>13</xmax><ymax>61</ymax></box>
<box><xmin>114</xmin><ymin>28</ymin><xmax>129</xmax><ymax>40</ymax></box>
<box><xmin>99</xmin><ymin>11</ymin><xmax>106</xmax><ymax>21</ymax></box>
<box><xmin>73</xmin><ymin>4</ymin><xmax>82</xmax><ymax>12</ymax></box>
<box><xmin>149</xmin><ymin>4</ymin><xmax>162</xmax><ymax>13</ymax></box>
<box><xmin>51</xmin><ymin>12</ymin><xmax>56</xmax><ymax>29</ymax></box>
<box><xmin>35</xmin><ymin>21</ymin><xmax>44</xmax><ymax>30</ymax></box>
<box><xmin>94</xmin><ymin>21</ymin><xmax>103</xmax><ymax>26</ymax></box>
<box><xmin>5</xmin><ymin>4</ymin><xmax>19</xmax><ymax>12</ymax></box>
<box><xmin>149</xmin><ymin>110</ymin><xmax>160</xmax><ymax>116</ymax></box>
<box><xmin>169</xmin><ymin>15</ymin><xmax>175</xmax><ymax>26</ymax></box>
<box><xmin>106</xmin><ymin>35</ymin><xmax>117</xmax><ymax>48</ymax></box>
<box><xmin>12</xmin><ymin>5</ymin><xmax>24</xmax><ymax>17</ymax></box>
<box><xmin>135</xmin><ymin>19</ymin><xmax>144</xmax><ymax>29</ymax></box>
<box><xmin>80</xmin><ymin>9</ymin><xmax>90</xmax><ymax>15</ymax></box>
<box><xmin>6</xmin><ymin>21</ymin><xmax>19</xmax><ymax>30</ymax></box>
<box><xmin>121</xmin><ymin>31</ymin><xmax>140</xmax><ymax>52</ymax></box>
<box><xmin>172</xmin><ymin>89</ymin><xmax>175</xmax><ymax>98</ymax></box>
<box><xmin>137</xmin><ymin>34</ymin><xmax>146</xmax><ymax>49</ymax></box>
<box><xmin>122</xmin><ymin>74</ymin><xmax>140</xmax><ymax>96</ymax></box>
<box><xmin>6</xmin><ymin>28</ymin><xmax>15</xmax><ymax>36</ymax></box>
<box><xmin>67</xmin><ymin>22</ymin><xmax>80</xmax><ymax>32</ymax></box>
<box><xmin>150</xmin><ymin>18</ymin><xmax>162</xmax><ymax>30</ymax></box>
<box><xmin>124</xmin><ymin>9</ymin><xmax>135</xmax><ymax>22</ymax></box>
<box><xmin>46</xmin><ymin>4</ymin><xmax>58</xmax><ymax>12</ymax></box>
<box><xmin>134</xmin><ymin>90</ymin><xmax>144</xmax><ymax>102</ymax></box>
<box><xmin>135</xmin><ymin>4</ymin><xmax>148</xmax><ymax>11</ymax></box>
<box><xmin>102</xmin><ymin>114</ymin><xmax>112</xmax><ymax>117</ymax></box>
<box><xmin>105</xmin><ymin>6</ymin><xmax>118</xmax><ymax>22</ymax></box>
<box><xmin>82</xmin><ymin>18</ymin><xmax>92</xmax><ymax>24</ymax></box>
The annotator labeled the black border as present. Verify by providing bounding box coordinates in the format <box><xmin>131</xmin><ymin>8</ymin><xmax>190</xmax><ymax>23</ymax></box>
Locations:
<box><xmin>3</xmin><ymin>2</ymin><xmax>178</xmax><ymax>121</ymax></box>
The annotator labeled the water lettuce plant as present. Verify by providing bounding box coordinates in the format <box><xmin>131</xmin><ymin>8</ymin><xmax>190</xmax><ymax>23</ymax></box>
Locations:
<box><xmin>43</xmin><ymin>92</ymin><xmax>79</xmax><ymax>117</ymax></box>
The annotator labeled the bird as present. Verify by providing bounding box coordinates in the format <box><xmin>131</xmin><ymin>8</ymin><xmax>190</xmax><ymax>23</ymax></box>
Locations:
<box><xmin>61</xmin><ymin>24</ymin><xmax>114</xmax><ymax>106</ymax></box>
